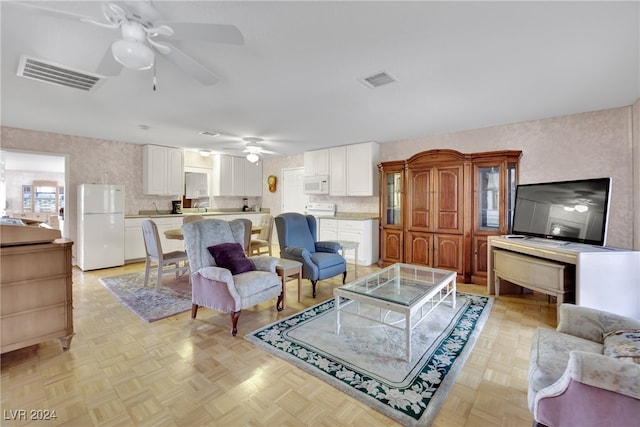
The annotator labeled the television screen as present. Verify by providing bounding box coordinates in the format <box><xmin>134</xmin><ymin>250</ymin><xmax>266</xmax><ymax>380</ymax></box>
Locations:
<box><xmin>511</xmin><ymin>177</ymin><xmax>612</xmax><ymax>246</ymax></box>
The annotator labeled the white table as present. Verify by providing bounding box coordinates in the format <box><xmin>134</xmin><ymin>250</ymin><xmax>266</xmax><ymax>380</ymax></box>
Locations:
<box><xmin>334</xmin><ymin>263</ymin><xmax>456</xmax><ymax>362</ymax></box>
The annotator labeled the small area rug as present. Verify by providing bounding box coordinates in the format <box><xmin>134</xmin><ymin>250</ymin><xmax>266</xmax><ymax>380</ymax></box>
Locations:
<box><xmin>246</xmin><ymin>292</ymin><xmax>492</xmax><ymax>426</ymax></box>
<box><xmin>99</xmin><ymin>271</ymin><xmax>191</xmax><ymax>322</ymax></box>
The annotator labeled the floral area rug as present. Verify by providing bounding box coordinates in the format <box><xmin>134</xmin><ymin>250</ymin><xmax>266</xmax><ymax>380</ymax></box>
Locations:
<box><xmin>99</xmin><ymin>271</ymin><xmax>191</xmax><ymax>322</ymax></box>
<box><xmin>246</xmin><ymin>292</ymin><xmax>493</xmax><ymax>426</ymax></box>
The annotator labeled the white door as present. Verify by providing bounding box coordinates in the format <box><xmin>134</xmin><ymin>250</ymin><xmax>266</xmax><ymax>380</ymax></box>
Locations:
<box><xmin>282</xmin><ymin>167</ymin><xmax>308</xmax><ymax>214</ymax></box>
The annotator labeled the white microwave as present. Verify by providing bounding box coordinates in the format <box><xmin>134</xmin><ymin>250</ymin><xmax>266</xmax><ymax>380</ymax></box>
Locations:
<box><xmin>303</xmin><ymin>175</ymin><xmax>330</xmax><ymax>194</ymax></box>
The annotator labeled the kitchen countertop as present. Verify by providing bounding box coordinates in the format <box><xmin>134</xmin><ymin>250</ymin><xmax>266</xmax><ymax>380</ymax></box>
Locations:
<box><xmin>318</xmin><ymin>213</ymin><xmax>379</xmax><ymax>220</ymax></box>
<box><xmin>125</xmin><ymin>209</ymin><xmax>268</xmax><ymax>219</ymax></box>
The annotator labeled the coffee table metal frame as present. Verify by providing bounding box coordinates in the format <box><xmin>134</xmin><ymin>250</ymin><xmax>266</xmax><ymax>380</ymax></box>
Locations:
<box><xmin>334</xmin><ymin>263</ymin><xmax>456</xmax><ymax>361</ymax></box>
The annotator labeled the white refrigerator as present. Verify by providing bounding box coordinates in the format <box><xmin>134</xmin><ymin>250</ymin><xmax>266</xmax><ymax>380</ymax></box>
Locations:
<box><xmin>77</xmin><ymin>184</ymin><xmax>125</xmax><ymax>271</ymax></box>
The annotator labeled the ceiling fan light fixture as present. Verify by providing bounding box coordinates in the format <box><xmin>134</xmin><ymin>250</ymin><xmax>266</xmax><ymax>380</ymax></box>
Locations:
<box><xmin>111</xmin><ymin>39</ymin><xmax>154</xmax><ymax>70</ymax></box>
<box><xmin>246</xmin><ymin>153</ymin><xmax>259</xmax><ymax>163</ymax></box>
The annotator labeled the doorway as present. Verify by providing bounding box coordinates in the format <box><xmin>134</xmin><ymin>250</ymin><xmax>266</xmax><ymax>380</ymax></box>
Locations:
<box><xmin>282</xmin><ymin>167</ymin><xmax>308</xmax><ymax>214</ymax></box>
<box><xmin>0</xmin><ymin>150</ymin><xmax>68</xmax><ymax>237</ymax></box>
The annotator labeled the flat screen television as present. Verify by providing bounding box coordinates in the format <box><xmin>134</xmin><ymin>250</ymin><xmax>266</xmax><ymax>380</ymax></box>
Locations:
<box><xmin>511</xmin><ymin>177</ymin><xmax>612</xmax><ymax>246</ymax></box>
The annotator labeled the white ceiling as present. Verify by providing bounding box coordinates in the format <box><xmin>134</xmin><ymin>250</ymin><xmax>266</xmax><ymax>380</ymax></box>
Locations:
<box><xmin>1</xmin><ymin>1</ymin><xmax>638</xmax><ymax>159</ymax></box>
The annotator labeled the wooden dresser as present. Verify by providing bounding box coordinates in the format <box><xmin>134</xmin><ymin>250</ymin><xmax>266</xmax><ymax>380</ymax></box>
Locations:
<box><xmin>1</xmin><ymin>223</ymin><xmax>74</xmax><ymax>353</ymax></box>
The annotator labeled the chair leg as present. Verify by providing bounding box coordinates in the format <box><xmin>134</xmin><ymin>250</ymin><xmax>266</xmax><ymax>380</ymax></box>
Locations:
<box><xmin>277</xmin><ymin>294</ymin><xmax>284</xmax><ymax>312</ymax></box>
<box><xmin>191</xmin><ymin>304</ymin><xmax>199</xmax><ymax>319</ymax></box>
<box><xmin>342</xmin><ymin>271</ymin><xmax>347</xmax><ymax>284</ymax></box>
<box><xmin>156</xmin><ymin>265</ymin><xmax>162</xmax><ymax>290</ymax></box>
<box><xmin>311</xmin><ymin>280</ymin><xmax>317</xmax><ymax>298</ymax></box>
<box><xmin>143</xmin><ymin>259</ymin><xmax>151</xmax><ymax>287</ymax></box>
<box><xmin>230</xmin><ymin>311</ymin><xmax>241</xmax><ymax>336</ymax></box>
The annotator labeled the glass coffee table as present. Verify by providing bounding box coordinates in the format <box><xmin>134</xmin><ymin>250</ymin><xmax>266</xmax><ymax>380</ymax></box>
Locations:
<box><xmin>334</xmin><ymin>263</ymin><xmax>456</xmax><ymax>361</ymax></box>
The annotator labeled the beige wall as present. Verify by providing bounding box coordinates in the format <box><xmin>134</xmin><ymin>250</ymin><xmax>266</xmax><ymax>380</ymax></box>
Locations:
<box><xmin>2</xmin><ymin>103</ymin><xmax>638</xmax><ymax>261</ymax></box>
<box><xmin>633</xmin><ymin>99</ymin><xmax>640</xmax><ymax>249</ymax></box>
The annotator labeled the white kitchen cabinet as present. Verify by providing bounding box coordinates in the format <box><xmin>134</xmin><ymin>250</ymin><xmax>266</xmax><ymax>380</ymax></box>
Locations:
<box><xmin>142</xmin><ymin>145</ymin><xmax>184</xmax><ymax>196</ymax></box>
<box><xmin>185</xmin><ymin>170</ymin><xmax>209</xmax><ymax>199</ymax></box>
<box><xmin>125</xmin><ymin>216</ymin><xmax>184</xmax><ymax>262</ymax></box>
<box><xmin>244</xmin><ymin>161</ymin><xmax>262</xmax><ymax>196</ymax></box>
<box><xmin>319</xmin><ymin>218</ymin><xmax>338</xmax><ymax>241</ymax></box>
<box><xmin>346</xmin><ymin>141</ymin><xmax>379</xmax><ymax>196</ymax></box>
<box><xmin>153</xmin><ymin>217</ymin><xmax>185</xmax><ymax>253</ymax></box>
<box><xmin>125</xmin><ymin>218</ymin><xmax>146</xmax><ymax>261</ymax></box>
<box><xmin>304</xmin><ymin>149</ymin><xmax>329</xmax><ymax>176</ymax></box>
<box><xmin>319</xmin><ymin>218</ymin><xmax>379</xmax><ymax>266</ymax></box>
<box><xmin>329</xmin><ymin>146</ymin><xmax>346</xmax><ymax>196</ymax></box>
<box><xmin>212</xmin><ymin>155</ymin><xmax>263</xmax><ymax>196</ymax></box>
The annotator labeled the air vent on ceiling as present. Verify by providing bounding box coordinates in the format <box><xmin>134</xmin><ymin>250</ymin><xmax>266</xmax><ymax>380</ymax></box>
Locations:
<box><xmin>199</xmin><ymin>131</ymin><xmax>221</xmax><ymax>137</ymax></box>
<box><xmin>17</xmin><ymin>55</ymin><xmax>103</xmax><ymax>91</ymax></box>
<box><xmin>360</xmin><ymin>71</ymin><xmax>397</xmax><ymax>88</ymax></box>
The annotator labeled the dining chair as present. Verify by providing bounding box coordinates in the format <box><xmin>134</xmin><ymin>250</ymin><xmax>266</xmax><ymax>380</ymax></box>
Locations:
<box><xmin>250</xmin><ymin>215</ymin><xmax>274</xmax><ymax>256</ymax></box>
<box><xmin>141</xmin><ymin>219</ymin><xmax>190</xmax><ymax>290</ymax></box>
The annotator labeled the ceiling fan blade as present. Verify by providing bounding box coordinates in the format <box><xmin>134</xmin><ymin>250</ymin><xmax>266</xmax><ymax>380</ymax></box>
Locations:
<box><xmin>8</xmin><ymin>1</ymin><xmax>96</xmax><ymax>22</ymax></box>
<box><xmin>147</xmin><ymin>38</ymin><xmax>171</xmax><ymax>55</ymax></box>
<box><xmin>159</xmin><ymin>22</ymin><xmax>244</xmax><ymax>45</ymax></box>
<box><xmin>95</xmin><ymin>46</ymin><xmax>123</xmax><ymax>76</ymax></box>
<box><xmin>161</xmin><ymin>42</ymin><xmax>219</xmax><ymax>85</ymax></box>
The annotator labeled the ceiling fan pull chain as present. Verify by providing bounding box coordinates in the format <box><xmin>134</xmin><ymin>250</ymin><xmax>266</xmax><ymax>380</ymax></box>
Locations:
<box><xmin>153</xmin><ymin>57</ymin><xmax>157</xmax><ymax>91</ymax></box>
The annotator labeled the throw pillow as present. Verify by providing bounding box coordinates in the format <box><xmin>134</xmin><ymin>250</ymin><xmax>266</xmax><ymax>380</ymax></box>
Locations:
<box><xmin>207</xmin><ymin>242</ymin><xmax>256</xmax><ymax>275</ymax></box>
<box><xmin>603</xmin><ymin>329</ymin><xmax>640</xmax><ymax>364</ymax></box>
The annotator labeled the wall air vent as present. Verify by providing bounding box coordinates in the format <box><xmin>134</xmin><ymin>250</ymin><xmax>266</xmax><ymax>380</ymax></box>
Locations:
<box><xmin>17</xmin><ymin>55</ymin><xmax>103</xmax><ymax>91</ymax></box>
<box><xmin>359</xmin><ymin>71</ymin><xmax>397</xmax><ymax>88</ymax></box>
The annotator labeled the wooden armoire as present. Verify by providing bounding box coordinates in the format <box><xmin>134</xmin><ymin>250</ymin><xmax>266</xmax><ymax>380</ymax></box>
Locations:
<box><xmin>378</xmin><ymin>149</ymin><xmax>522</xmax><ymax>284</ymax></box>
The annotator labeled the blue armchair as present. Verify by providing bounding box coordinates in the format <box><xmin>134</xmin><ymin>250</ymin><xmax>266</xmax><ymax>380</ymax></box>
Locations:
<box><xmin>275</xmin><ymin>212</ymin><xmax>347</xmax><ymax>298</ymax></box>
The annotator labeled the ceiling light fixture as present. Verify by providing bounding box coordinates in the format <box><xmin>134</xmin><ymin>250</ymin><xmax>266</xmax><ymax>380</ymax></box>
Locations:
<box><xmin>574</xmin><ymin>204</ymin><xmax>589</xmax><ymax>213</ymax></box>
<box><xmin>111</xmin><ymin>22</ymin><xmax>155</xmax><ymax>70</ymax></box>
<box><xmin>199</xmin><ymin>150</ymin><xmax>211</xmax><ymax>157</ymax></box>
<box><xmin>246</xmin><ymin>153</ymin><xmax>259</xmax><ymax>163</ymax></box>
<box><xmin>111</xmin><ymin>39</ymin><xmax>154</xmax><ymax>70</ymax></box>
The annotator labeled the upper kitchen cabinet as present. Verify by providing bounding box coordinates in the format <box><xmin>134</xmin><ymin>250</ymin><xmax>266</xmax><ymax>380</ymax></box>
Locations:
<box><xmin>142</xmin><ymin>145</ymin><xmax>184</xmax><ymax>196</ymax></box>
<box><xmin>185</xmin><ymin>170</ymin><xmax>210</xmax><ymax>199</ymax></box>
<box><xmin>327</xmin><ymin>142</ymin><xmax>380</xmax><ymax>196</ymax></box>
<box><xmin>304</xmin><ymin>149</ymin><xmax>329</xmax><ymax>176</ymax></box>
<box><xmin>329</xmin><ymin>146</ymin><xmax>346</xmax><ymax>195</ymax></box>
<box><xmin>346</xmin><ymin>141</ymin><xmax>379</xmax><ymax>196</ymax></box>
<box><xmin>211</xmin><ymin>154</ymin><xmax>262</xmax><ymax>197</ymax></box>
<box><xmin>244</xmin><ymin>160</ymin><xmax>262</xmax><ymax>196</ymax></box>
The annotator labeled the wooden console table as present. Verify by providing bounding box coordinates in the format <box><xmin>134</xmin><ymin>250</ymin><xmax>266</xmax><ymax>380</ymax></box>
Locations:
<box><xmin>488</xmin><ymin>236</ymin><xmax>640</xmax><ymax>319</ymax></box>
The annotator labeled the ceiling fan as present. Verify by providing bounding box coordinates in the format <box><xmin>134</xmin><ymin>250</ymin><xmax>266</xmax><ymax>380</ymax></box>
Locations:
<box><xmin>17</xmin><ymin>1</ymin><xmax>244</xmax><ymax>85</ymax></box>
<box><xmin>224</xmin><ymin>137</ymin><xmax>279</xmax><ymax>163</ymax></box>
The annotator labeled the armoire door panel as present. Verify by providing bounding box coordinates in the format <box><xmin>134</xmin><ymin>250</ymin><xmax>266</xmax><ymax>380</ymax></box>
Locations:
<box><xmin>473</xmin><ymin>236</ymin><xmax>489</xmax><ymax>276</ymax></box>
<box><xmin>406</xmin><ymin>232</ymin><xmax>432</xmax><ymax>265</ymax></box>
<box><xmin>434</xmin><ymin>234</ymin><xmax>464</xmax><ymax>274</ymax></box>
<box><xmin>382</xmin><ymin>229</ymin><xmax>403</xmax><ymax>264</ymax></box>
<box><xmin>435</xmin><ymin>166</ymin><xmax>463</xmax><ymax>233</ymax></box>
<box><xmin>409</xmin><ymin>171</ymin><xmax>432</xmax><ymax>229</ymax></box>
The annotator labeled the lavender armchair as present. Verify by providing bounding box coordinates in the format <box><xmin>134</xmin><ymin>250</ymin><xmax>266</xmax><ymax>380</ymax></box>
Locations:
<box><xmin>529</xmin><ymin>304</ymin><xmax>640</xmax><ymax>427</ymax></box>
<box><xmin>182</xmin><ymin>218</ymin><xmax>283</xmax><ymax>336</ymax></box>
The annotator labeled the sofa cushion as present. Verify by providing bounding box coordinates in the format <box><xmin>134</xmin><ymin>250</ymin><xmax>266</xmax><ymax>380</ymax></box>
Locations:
<box><xmin>208</xmin><ymin>242</ymin><xmax>256</xmax><ymax>275</ymax></box>
<box><xmin>528</xmin><ymin>328</ymin><xmax>603</xmax><ymax>410</ymax></box>
<box><xmin>603</xmin><ymin>329</ymin><xmax>640</xmax><ymax>364</ymax></box>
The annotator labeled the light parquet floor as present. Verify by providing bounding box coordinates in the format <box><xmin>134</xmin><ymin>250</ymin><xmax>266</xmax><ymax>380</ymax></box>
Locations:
<box><xmin>1</xmin><ymin>257</ymin><xmax>557</xmax><ymax>427</ymax></box>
